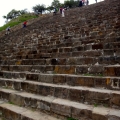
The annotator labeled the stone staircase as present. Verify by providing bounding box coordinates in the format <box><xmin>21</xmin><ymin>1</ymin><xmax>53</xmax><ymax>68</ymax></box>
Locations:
<box><xmin>0</xmin><ymin>0</ymin><xmax>120</xmax><ymax>120</ymax></box>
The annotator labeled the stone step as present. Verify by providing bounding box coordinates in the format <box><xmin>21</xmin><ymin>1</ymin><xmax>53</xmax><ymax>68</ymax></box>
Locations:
<box><xmin>0</xmin><ymin>88</ymin><xmax>120</xmax><ymax>120</ymax></box>
<box><xmin>0</xmin><ymin>71</ymin><xmax>120</xmax><ymax>90</ymax></box>
<box><xmin>1</xmin><ymin>56</ymin><xmax>120</xmax><ymax>66</ymax></box>
<box><xmin>0</xmin><ymin>64</ymin><xmax>105</xmax><ymax>75</ymax></box>
<box><xmin>0</xmin><ymin>78</ymin><xmax>120</xmax><ymax>108</ymax></box>
<box><xmin>98</xmin><ymin>56</ymin><xmax>120</xmax><ymax>65</ymax></box>
<box><xmin>0</xmin><ymin>101</ymin><xmax>62</xmax><ymax>120</ymax></box>
<box><xmin>0</xmin><ymin>57</ymin><xmax>97</xmax><ymax>66</ymax></box>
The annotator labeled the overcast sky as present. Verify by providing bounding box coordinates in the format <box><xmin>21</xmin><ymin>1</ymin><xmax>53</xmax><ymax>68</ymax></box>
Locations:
<box><xmin>0</xmin><ymin>0</ymin><xmax>103</xmax><ymax>27</ymax></box>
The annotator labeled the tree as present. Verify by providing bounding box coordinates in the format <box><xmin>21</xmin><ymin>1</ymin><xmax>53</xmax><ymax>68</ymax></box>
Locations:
<box><xmin>64</xmin><ymin>0</ymin><xmax>79</xmax><ymax>8</ymax></box>
<box><xmin>3</xmin><ymin>9</ymin><xmax>29</xmax><ymax>22</ymax></box>
<box><xmin>20</xmin><ymin>9</ymin><xmax>28</xmax><ymax>15</ymax></box>
<box><xmin>51</xmin><ymin>0</ymin><xmax>60</xmax><ymax>8</ymax></box>
<box><xmin>32</xmin><ymin>4</ymin><xmax>46</xmax><ymax>14</ymax></box>
<box><xmin>46</xmin><ymin>6</ymin><xmax>54</xmax><ymax>13</ymax></box>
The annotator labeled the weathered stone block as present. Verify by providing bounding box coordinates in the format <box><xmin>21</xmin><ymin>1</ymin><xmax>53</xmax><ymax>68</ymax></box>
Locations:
<box><xmin>89</xmin><ymin>65</ymin><xmax>104</xmax><ymax>74</ymax></box>
<box><xmin>39</xmin><ymin>74</ymin><xmax>53</xmax><ymax>83</ymax></box>
<box><xmin>104</xmin><ymin>50</ymin><xmax>114</xmax><ymax>56</ymax></box>
<box><xmin>72</xmin><ymin>107</ymin><xmax>92</xmax><ymax>120</ymax></box>
<box><xmin>66</xmin><ymin>57</ymin><xmax>77</xmax><ymax>65</ymax></box>
<box><xmin>33</xmin><ymin>59</ymin><xmax>46</xmax><ymax>65</ymax></box>
<box><xmin>110</xmin><ymin>93</ymin><xmax>120</xmax><ymax>109</ymax></box>
<box><xmin>9</xmin><ymin>94</ymin><xmax>24</xmax><ymax>106</ymax></box>
<box><xmin>27</xmin><ymin>83</ymin><xmax>38</xmax><ymax>94</ymax></box>
<box><xmin>68</xmin><ymin>89</ymin><xmax>82</xmax><ymax>102</ymax></box>
<box><xmin>94</xmin><ymin>78</ymin><xmax>107</xmax><ymax>88</ymax></box>
<box><xmin>38</xmin><ymin>85</ymin><xmax>54</xmax><ymax>96</ymax></box>
<box><xmin>21</xmin><ymin>60</ymin><xmax>33</xmax><ymax>65</ymax></box>
<box><xmin>66</xmin><ymin>76</ymin><xmax>78</xmax><ymax>86</ymax></box>
<box><xmin>82</xmin><ymin>90</ymin><xmax>110</xmax><ymax>105</ymax></box>
<box><xmin>38</xmin><ymin>100</ymin><xmax>51</xmax><ymax>111</ymax></box>
<box><xmin>26</xmin><ymin>73</ymin><xmax>38</xmax><ymax>81</ymax></box>
<box><xmin>2</xmin><ymin>108</ymin><xmax>21</xmax><ymax>120</ymax></box>
<box><xmin>53</xmin><ymin>75</ymin><xmax>66</xmax><ymax>84</ymax></box>
<box><xmin>54</xmin><ymin>66</ymin><xmax>75</xmax><ymax>74</ymax></box>
<box><xmin>51</xmin><ymin>103</ymin><xmax>71</xmax><ymax>117</ymax></box>
<box><xmin>76</xmin><ymin>66</ymin><xmax>88</xmax><ymax>74</ymax></box>
<box><xmin>92</xmin><ymin>43</ymin><xmax>103</xmax><ymax>50</ymax></box>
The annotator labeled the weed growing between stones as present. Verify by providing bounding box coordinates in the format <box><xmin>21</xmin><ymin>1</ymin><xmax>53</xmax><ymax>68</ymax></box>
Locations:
<box><xmin>94</xmin><ymin>103</ymin><xmax>98</xmax><ymax>107</ymax></box>
<box><xmin>67</xmin><ymin>117</ymin><xmax>78</xmax><ymax>120</ymax></box>
<box><xmin>8</xmin><ymin>101</ymin><xmax>14</xmax><ymax>105</ymax></box>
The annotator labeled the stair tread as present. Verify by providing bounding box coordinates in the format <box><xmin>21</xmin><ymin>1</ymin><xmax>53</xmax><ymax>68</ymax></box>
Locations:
<box><xmin>0</xmin><ymin>101</ymin><xmax>62</xmax><ymax>120</ymax></box>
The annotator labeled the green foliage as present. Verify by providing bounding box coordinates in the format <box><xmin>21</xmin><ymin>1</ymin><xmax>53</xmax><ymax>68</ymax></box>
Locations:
<box><xmin>67</xmin><ymin>117</ymin><xmax>78</xmax><ymax>120</ymax></box>
<box><xmin>0</xmin><ymin>13</ymin><xmax>38</xmax><ymax>31</ymax></box>
<box><xmin>8</xmin><ymin>101</ymin><xmax>14</xmax><ymax>104</ymax></box>
<box><xmin>32</xmin><ymin>4</ymin><xmax>46</xmax><ymax>14</ymax></box>
<box><xmin>51</xmin><ymin>0</ymin><xmax>60</xmax><ymax>8</ymax></box>
<box><xmin>64</xmin><ymin>0</ymin><xmax>79</xmax><ymax>8</ymax></box>
<box><xmin>3</xmin><ymin>9</ymin><xmax>29</xmax><ymax>21</ymax></box>
<box><xmin>94</xmin><ymin>103</ymin><xmax>98</xmax><ymax>107</ymax></box>
<box><xmin>46</xmin><ymin>6</ymin><xmax>54</xmax><ymax>13</ymax></box>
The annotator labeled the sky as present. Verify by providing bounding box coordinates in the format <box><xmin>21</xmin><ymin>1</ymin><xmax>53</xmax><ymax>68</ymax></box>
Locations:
<box><xmin>0</xmin><ymin>0</ymin><xmax>103</xmax><ymax>27</ymax></box>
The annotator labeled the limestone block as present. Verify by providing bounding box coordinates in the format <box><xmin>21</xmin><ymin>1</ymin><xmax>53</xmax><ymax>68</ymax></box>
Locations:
<box><xmin>89</xmin><ymin>65</ymin><xmax>104</xmax><ymax>74</ymax></box>
<box><xmin>110</xmin><ymin>93</ymin><xmax>120</xmax><ymax>109</ymax></box>
<box><xmin>58</xmin><ymin>52</ymin><xmax>72</xmax><ymax>58</ymax></box>
<box><xmin>2</xmin><ymin>108</ymin><xmax>21</xmax><ymax>120</ymax></box>
<box><xmin>39</xmin><ymin>100</ymin><xmax>51</xmax><ymax>111</ymax></box>
<box><xmin>21</xmin><ymin>82</ymin><xmax>28</xmax><ymax>91</ymax></box>
<box><xmin>72</xmin><ymin>51</ymin><xmax>83</xmax><ymax>57</ymax></box>
<box><xmin>53</xmin><ymin>75</ymin><xmax>66</xmax><ymax>84</ymax></box>
<box><xmin>13</xmin><ymin>82</ymin><xmax>21</xmax><ymax>90</ymax></box>
<box><xmin>38</xmin><ymin>85</ymin><xmax>54</xmax><ymax>96</ymax></box>
<box><xmin>61</xmin><ymin>88</ymin><xmax>69</xmax><ymax>99</ymax></box>
<box><xmin>39</xmin><ymin>74</ymin><xmax>53</xmax><ymax>83</ymax></box>
<box><xmin>76</xmin><ymin>65</ymin><xmax>88</xmax><ymax>74</ymax></box>
<box><xmin>54</xmin><ymin>87</ymin><xmax>62</xmax><ymax>98</ymax></box>
<box><xmin>32</xmin><ymin>66</ymin><xmax>45</xmax><ymax>73</ymax></box>
<box><xmin>64</xmin><ymin>47</ymin><xmax>72</xmax><ymax>52</ymax></box>
<box><xmin>72</xmin><ymin>106</ymin><xmax>92</xmax><ymax>120</ymax></box>
<box><xmin>73</xmin><ymin>46</ymin><xmax>84</xmax><ymax>52</ymax></box>
<box><xmin>66</xmin><ymin>76</ymin><xmax>79</xmax><ymax>86</ymax></box>
<box><xmin>57</xmin><ymin>58</ymin><xmax>66</xmax><ymax>65</ymax></box>
<box><xmin>68</xmin><ymin>89</ymin><xmax>82</xmax><ymax>102</ymax></box>
<box><xmin>84</xmin><ymin>44</ymin><xmax>92</xmax><ymax>50</ymax></box>
<box><xmin>19</xmin><ymin>65</ymin><xmax>32</xmax><ymax>72</ymax></box>
<box><xmin>83</xmin><ymin>51</ymin><xmax>102</xmax><ymax>57</ymax></box>
<box><xmin>27</xmin><ymin>83</ymin><xmax>38</xmax><ymax>94</ymax></box>
<box><xmin>9</xmin><ymin>94</ymin><xmax>24</xmax><ymax>106</ymax></box>
<box><xmin>3</xmin><ymin>72</ymin><xmax>12</xmax><ymax>79</ymax></box>
<box><xmin>108</xmin><ymin>109</ymin><xmax>120</xmax><ymax>120</ymax></box>
<box><xmin>94</xmin><ymin>78</ymin><xmax>107</xmax><ymax>88</ymax></box>
<box><xmin>26</xmin><ymin>73</ymin><xmax>38</xmax><ymax>81</ymax></box>
<box><xmin>54</xmin><ymin>65</ymin><xmax>75</xmax><ymax>74</ymax></box>
<box><xmin>83</xmin><ymin>77</ymin><xmax>94</xmax><ymax>87</ymax></box>
<box><xmin>104</xmin><ymin>50</ymin><xmax>114</xmax><ymax>56</ymax></box>
<box><xmin>21</xmin><ymin>60</ymin><xmax>33</xmax><ymax>65</ymax></box>
<box><xmin>51</xmin><ymin>103</ymin><xmax>71</xmax><ymax>117</ymax></box>
<box><xmin>104</xmin><ymin>66</ymin><xmax>120</xmax><ymax>76</ymax></box>
<box><xmin>82</xmin><ymin>90</ymin><xmax>110</xmax><ymax>105</ymax></box>
<box><xmin>92</xmin><ymin>43</ymin><xmax>103</xmax><ymax>50</ymax></box>
<box><xmin>92</xmin><ymin>107</ymin><xmax>109</xmax><ymax>120</ymax></box>
<box><xmin>1</xmin><ymin>65</ymin><xmax>9</xmax><ymax>71</ymax></box>
<box><xmin>66</xmin><ymin>57</ymin><xmax>77</xmax><ymax>65</ymax></box>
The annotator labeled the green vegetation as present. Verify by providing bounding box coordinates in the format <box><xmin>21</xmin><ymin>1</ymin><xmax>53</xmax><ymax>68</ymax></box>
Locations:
<box><xmin>0</xmin><ymin>13</ymin><xmax>38</xmax><ymax>31</ymax></box>
<box><xmin>94</xmin><ymin>103</ymin><xmax>98</xmax><ymax>107</ymax></box>
<box><xmin>83</xmin><ymin>73</ymin><xmax>104</xmax><ymax>77</ymax></box>
<box><xmin>8</xmin><ymin>101</ymin><xmax>14</xmax><ymax>104</ymax></box>
<box><xmin>67</xmin><ymin>118</ymin><xmax>78</xmax><ymax>120</ymax></box>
